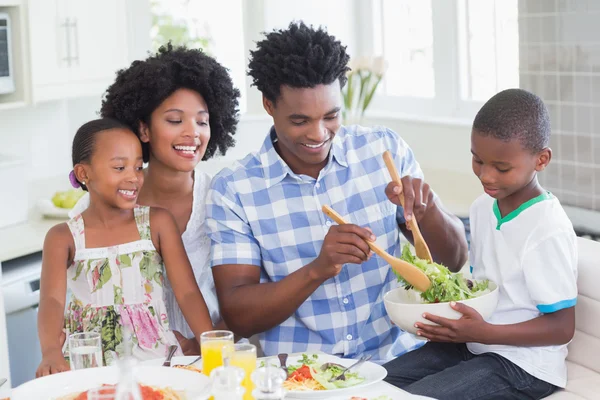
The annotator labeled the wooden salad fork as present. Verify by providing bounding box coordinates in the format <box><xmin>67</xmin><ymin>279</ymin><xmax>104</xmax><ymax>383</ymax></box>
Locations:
<box><xmin>322</xmin><ymin>205</ymin><xmax>431</xmax><ymax>292</ymax></box>
<box><xmin>382</xmin><ymin>150</ymin><xmax>434</xmax><ymax>263</ymax></box>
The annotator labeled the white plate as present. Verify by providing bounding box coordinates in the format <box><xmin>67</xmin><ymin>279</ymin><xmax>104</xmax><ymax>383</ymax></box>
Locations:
<box><xmin>11</xmin><ymin>365</ymin><xmax>211</xmax><ymax>400</ymax></box>
<box><xmin>280</xmin><ymin>353</ymin><xmax>387</xmax><ymax>399</ymax></box>
<box><xmin>140</xmin><ymin>356</ymin><xmax>202</xmax><ymax>368</ymax></box>
<box><xmin>37</xmin><ymin>198</ymin><xmax>72</xmax><ymax>219</ymax></box>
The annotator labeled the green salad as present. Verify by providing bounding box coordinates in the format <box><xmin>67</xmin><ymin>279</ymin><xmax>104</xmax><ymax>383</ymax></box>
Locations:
<box><xmin>394</xmin><ymin>244</ymin><xmax>490</xmax><ymax>303</ymax></box>
<box><xmin>285</xmin><ymin>353</ymin><xmax>365</xmax><ymax>390</ymax></box>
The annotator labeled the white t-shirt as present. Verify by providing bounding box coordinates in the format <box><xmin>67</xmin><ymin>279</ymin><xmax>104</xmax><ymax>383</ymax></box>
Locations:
<box><xmin>467</xmin><ymin>192</ymin><xmax>578</xmax><ymax>388</ymax></box>
<box><xmin>69</xmin><ymin>170</ymin><xmax>220</xmax><ymax>337</ymax></box>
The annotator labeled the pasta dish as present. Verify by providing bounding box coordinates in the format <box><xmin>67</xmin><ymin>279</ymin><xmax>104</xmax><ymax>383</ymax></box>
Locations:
<box><xmin>281</xmin><ymin>354</ymin><xmax>364</xmax><ymax>392</ymax></box>
<box><xmin>56</xmin><ymin>384</ymin><xmax>185</xmax><ymax>400</ymax></box>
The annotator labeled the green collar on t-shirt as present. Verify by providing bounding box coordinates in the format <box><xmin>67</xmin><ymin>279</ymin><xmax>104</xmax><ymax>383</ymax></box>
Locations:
<box><xmin>493</xmin><ymin>191</ymin><xmax>554</xmax><ymax>230</ymax></box>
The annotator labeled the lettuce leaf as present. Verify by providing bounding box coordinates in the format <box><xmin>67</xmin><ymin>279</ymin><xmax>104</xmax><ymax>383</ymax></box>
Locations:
<box><xmin>394</xmin><ymin>244</ymin><xmax>489</xmax><ymax>303</ymax></box>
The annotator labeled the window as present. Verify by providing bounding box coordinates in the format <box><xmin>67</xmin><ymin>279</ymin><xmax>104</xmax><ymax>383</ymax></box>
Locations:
<box><xmin>373</xmin><ymin>0</ymin><xmax>519</xmax><ymax>120</ymax></box>
<box><xmin>457</xmin><ymin>0</ymin><xmax>519</xmax><ymax>102</ymax></box>
<box><xmin>150</xmin><ymin>0</ymin><xmax>246</xmax><ymax>112</ymax></box>
<box><xmin>380</xmin><ymin>1</ymin><xmax>435</xmax><ymax>98</ymax></box>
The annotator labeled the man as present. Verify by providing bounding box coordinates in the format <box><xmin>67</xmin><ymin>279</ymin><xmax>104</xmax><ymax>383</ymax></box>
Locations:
<box><xmin>206</xmin><ymin>22</ymin><xmax>468</xmax><ymax>363</ymax></box>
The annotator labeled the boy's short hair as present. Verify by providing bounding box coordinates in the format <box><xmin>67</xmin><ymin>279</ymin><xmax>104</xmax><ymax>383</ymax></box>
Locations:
<box><xmin>247</xmin><ymin>21</ymin><xmax>351</xmax><ymax>103</ymax></box>
<box><xmin>473</xmin><ymin>88</ymin><xmax>550</xmax><ymax>153</ymax></box>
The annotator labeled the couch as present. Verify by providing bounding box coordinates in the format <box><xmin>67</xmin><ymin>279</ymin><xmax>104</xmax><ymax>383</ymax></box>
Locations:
<box><xmin>548</xmin><ymin>237</ymin><xmax>600</xmax><ymax>399</ymax></box>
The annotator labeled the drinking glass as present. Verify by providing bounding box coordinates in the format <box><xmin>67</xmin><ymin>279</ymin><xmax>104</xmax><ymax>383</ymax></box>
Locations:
<box><xmin>200</xmin><ymin>330</ymin><xmax>234</xmax><ymax>376</ymax></box>
<box><xmin>229</xmin><ymin>344</ymin><xmax>257</xmax><ymax>400</ymax></box>
<box><xmin>68</xmin><ymin>332</ymin><xmax>103</xmax><ymax>370</ymax></box>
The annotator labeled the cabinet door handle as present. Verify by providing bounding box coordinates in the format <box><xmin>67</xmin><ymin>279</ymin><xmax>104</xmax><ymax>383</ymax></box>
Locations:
<box><xmin>70</xmin><ymin>18</ymin><xmax>79</xmax><ymax>66</ymax></box>
<box><xmin>60</xmin><ymin>17</ymin><xmax>71</xmax><ymax>66</ymax></box>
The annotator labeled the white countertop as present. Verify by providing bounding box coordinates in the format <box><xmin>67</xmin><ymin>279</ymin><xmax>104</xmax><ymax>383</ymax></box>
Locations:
<box><xmin>0</xmin><ymin>174</ymin><xmax>69</xmax><ymax>263</ymax></box>
<box><xmin>1</xmin><ymin>168</ymin><xmax>596</xmax><ymax>264</ymax></box>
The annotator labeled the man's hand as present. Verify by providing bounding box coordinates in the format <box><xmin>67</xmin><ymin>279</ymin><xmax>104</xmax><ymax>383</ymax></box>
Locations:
<box><xmin>385</xmin><ymin>176</ymin><xmax>435</xmax><ymax>224</ymax></box>
<box><xmin>415</xmin><ymin>302</ymin><xmax>489</xmax><ymax>343</ymax></box>
<box><xmin>311</xmin><ymin>224</ymin><xmax>375</xmax><ymax>280</ymax></box>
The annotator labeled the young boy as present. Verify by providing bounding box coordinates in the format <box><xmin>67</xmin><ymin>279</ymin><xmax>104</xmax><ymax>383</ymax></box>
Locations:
<box><xmin>382</xmin><ymin>88</ymin><xmax>578</xmax><ymax>399</ymax></box>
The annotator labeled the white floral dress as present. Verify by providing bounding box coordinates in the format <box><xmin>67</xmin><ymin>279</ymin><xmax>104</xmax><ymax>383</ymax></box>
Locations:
<box><xmin>64</xmin><ymin>206</ymin><xmax>182</xmax><ymax>365</ymax></box>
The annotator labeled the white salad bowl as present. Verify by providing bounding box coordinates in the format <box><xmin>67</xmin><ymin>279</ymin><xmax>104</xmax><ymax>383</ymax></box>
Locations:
<box><xmin>384</xmin><ymin>281</ymin><xmax>499</xmax><ymax>336</ymax></box>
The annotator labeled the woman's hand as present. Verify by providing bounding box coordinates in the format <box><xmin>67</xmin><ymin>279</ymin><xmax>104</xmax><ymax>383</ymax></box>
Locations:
<box><xmin>173</xmin><ymin>330</ymin><xmax>200</xmax><ymax>356</ymax></box>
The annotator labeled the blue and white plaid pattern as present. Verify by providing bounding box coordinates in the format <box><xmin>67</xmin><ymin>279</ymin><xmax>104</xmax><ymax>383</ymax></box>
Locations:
<box><xmin>206</xmin><ymin>125</ymin><xmax>425</xmax><ymax>363</ymax></box>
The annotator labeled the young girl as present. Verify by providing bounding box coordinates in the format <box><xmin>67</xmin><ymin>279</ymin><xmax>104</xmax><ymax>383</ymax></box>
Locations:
<box><xmin>36</xmin><ymin>118</ymin><xmax>213</xmax><ymax>377</ymax></box>
<box><xmin>71</xmin><ymin>44</ymin><xmax>240</xmax><ymax>354</ymax></box>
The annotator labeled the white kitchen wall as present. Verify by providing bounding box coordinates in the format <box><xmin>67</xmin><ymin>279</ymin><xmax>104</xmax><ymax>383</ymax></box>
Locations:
<box><xmin>0</xmin><ymin>0</ymin><xmax>481</xmax><ymax>218</ymax></box>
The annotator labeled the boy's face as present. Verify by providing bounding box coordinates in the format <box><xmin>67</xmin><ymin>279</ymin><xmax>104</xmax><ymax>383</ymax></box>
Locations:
<box><xmin>471</xmin><ymin>130</ymin><xmax>550</xmax><ymax>200</ymax></box>
<box><xmin>263</xmin><ymin>81</ymin><xmax>342</xmax><ymax>177</ymax></box>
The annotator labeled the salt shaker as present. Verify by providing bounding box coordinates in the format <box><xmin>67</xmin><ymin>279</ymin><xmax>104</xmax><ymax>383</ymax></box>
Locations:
<box><xmin>210</xmin><ymin>365</ymin><xmax>246</xmax><ymax>400</ymax></box>
<box><xmin>114</xmin><ymin>357</ymin><xmax>143</xmax><ymax>400</ymax></box>
<box><xmin>251</xmin><ymin>365</ymin><xmax>287</xmax><ymax>400</ymax></box>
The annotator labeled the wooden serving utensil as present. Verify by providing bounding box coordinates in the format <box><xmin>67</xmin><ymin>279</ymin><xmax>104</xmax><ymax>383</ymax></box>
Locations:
<box><xmin>382</xmin><ymin>150</ymin><xmax>434</xmax><ymax>263</ymax></box>
<box><xmin>322</xmin><ymin>205</ymin><xmax>431</xmax><ymax>292</ymax></box>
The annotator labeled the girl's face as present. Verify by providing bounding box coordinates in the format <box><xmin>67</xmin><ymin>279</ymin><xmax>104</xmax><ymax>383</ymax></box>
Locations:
<box><xmin>77</xmin><ymin>128</ymin><xmax>144</xmax><ymax>210</ymax></box>
<box><xmin>140</xmin><ymin>88</ymin><xmax>211</xmax><ymax>172</ymax></box>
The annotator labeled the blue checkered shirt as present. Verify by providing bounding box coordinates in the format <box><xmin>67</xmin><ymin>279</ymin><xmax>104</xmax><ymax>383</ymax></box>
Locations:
<box><xmin>206</xmin><ymin>125</ymin><xmax>425</xmax><ymax>363</ymax></box>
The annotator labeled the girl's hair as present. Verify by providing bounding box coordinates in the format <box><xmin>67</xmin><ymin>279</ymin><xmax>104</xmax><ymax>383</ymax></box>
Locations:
<box><xmin>100</xmin><ymin>43</ymin><xmax>240</xmax><ymax>163</ymax></box>
<box><xmin>71</xmin><ymin>118</ymin><xmax>131</xmax><ymax>190</ymax></box>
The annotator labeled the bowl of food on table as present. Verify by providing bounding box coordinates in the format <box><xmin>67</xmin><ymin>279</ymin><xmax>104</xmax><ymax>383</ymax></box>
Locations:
<box><xmin>260</xmin><ymin>352</ymin><xmax>387</xmax><ymax>399</ymax></box>
<box><xmin>384</xmin><ymin>245</ymin><xmax>499</xmax><ymax>336</ymax></box>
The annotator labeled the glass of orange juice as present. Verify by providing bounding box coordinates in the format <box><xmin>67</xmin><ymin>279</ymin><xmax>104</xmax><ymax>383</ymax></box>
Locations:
<box><xmin>229</xmin><ymin>344</ymin><xmax>257</xmax><ymax>400</ymax></box>
<box><xmin>201</xmin><ymin>330</ymin><xmax>234</xmax><ymax>377</ymax></box>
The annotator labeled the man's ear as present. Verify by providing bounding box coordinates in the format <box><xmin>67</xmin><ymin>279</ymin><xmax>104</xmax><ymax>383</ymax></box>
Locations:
<box><xmin>536</xmin><ymin>147</ymin><xmax>552</xmax><ymax>172</ymax></box>
<box><xmin>138</xmin><ymin>121</ymin><xmax>150</xmax><ymax>143</ymax></box>
<box><xmin>263</xmin><ymin>95</ymin><xmax>275</xmax><ymax>117</ymax></box>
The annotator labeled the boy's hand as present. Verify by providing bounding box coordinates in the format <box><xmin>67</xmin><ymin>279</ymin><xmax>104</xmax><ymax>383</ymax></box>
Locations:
<box><xmin>36</xmin><ymin>348</ymin><xmax>70</xmax><ymax>377</ymax></box>
<box><xmin>415</xmin><ymin>302</ymin><xmax>488</xmax><ymax>343</ymax></box>
<box><xmin>385</xmin><ymin>176</ymin><xmax>435</xmax><ymax>224</ymax></box>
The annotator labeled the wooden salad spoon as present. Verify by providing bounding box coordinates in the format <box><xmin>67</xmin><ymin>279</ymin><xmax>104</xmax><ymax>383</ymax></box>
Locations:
<box><xmin>322</xmin><ymin>205</ymin><xmax>431</xmax><ymax>292</ymax></box>
<box><xmin>382</xmin><ymin>150</ymin><xmax>434</xmax><ymax>263</ymax></box>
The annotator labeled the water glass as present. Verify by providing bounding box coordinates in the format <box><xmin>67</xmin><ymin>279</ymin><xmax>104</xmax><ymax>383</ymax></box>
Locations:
<box><xmin>200</xmin><ymin>330</ymin><xmax>234</xmax><ymax>377</ymax></box>
<box><xmin>68</xmin><ymin>332</ymin><xmax>103</xmax><ymax>370</ymax></box>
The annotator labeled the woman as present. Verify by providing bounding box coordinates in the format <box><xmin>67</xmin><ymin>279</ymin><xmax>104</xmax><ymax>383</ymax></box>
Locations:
<box><xmin>71</xmin><ymin>43</ymin><xmax>240</xmax><ymax>353</ymax></box>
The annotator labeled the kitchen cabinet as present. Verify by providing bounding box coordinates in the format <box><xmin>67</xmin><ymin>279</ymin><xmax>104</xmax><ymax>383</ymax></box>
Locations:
<box><xmin>27</xmin><ymin>0</ymin><xmax>128</xmax><ymax>102</ymax></box>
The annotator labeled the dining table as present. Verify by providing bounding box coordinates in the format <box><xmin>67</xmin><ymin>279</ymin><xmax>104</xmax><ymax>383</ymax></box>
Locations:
<box><xmin>2</xmin><ymin>354</ymin><xmax>437</xmax><ymax>400</ymax></box>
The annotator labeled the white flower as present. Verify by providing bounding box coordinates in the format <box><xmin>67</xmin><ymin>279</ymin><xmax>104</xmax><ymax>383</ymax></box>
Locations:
<box><xmin>355</xmin><ymin>56</ymin><xmax>372</xmax><ymax>72</ymax></box>
<box><xmin>371</xmin><ymin>56</ymin><xmax>388</xmax><ymax>76</ymax></box>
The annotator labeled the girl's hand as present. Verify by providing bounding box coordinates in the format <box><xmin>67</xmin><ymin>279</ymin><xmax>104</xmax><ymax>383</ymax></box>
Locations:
<box><xmin>415</xmin><ymin>302</ymin><xmax>489</xmax><ymax>343</ymax></box>
<box><xmin>36</xmin><ymin>348</ymin><xmax>70</xmax><ymax>377</ymax></box>
<box><xmin>173</xmin><ymin>330</ymin><xmax>200</xmax><ymax>356</ymax></box>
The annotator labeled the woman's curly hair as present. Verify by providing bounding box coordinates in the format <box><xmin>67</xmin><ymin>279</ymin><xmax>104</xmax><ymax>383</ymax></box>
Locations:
<box><xmin>100</xmin><ymin>43</ymin><xmax>240</xmax><ymax>162</ymax></box>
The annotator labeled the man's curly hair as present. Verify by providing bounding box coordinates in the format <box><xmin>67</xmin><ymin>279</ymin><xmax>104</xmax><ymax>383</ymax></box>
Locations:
<box><xmin>101</xmin><ymin>43</ymin><xmax>240</xmax><ymax>162</ymax></box>
<box><xmin>248</xmin><ymin>21</ymin><xmax>351</xmax><ymax>103</ymax></box>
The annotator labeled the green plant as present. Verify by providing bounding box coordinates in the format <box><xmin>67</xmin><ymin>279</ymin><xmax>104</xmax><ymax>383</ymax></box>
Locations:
<box><xmin>150</xmin><ymin>0</ymin><xmax>212</xmax><ymax>53</ymax></box>
<box><xmin>342</xmin><ymin>56</ymin><xmax>388</xmax><ymax>124</ymax></box>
